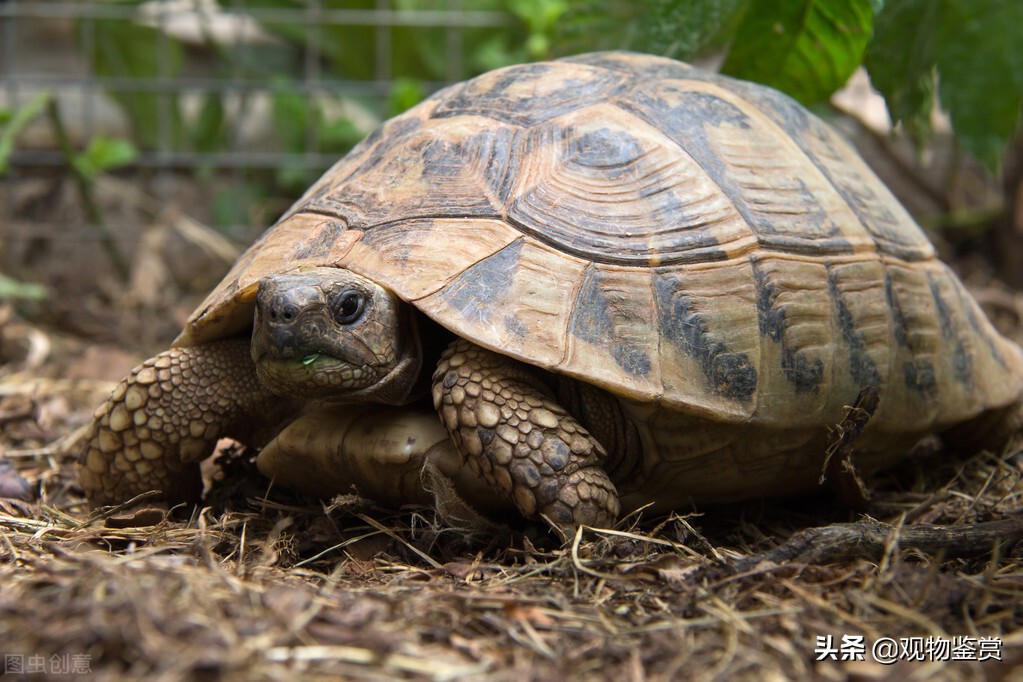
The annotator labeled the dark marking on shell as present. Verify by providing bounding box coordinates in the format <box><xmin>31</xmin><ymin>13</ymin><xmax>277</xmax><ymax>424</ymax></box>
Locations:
<box><xmin>435</xmin><ymin>240</ymin><xmax>523</xmax><ymax>326</ymax></box>
<box><xmin>432</xmin><ymin>62</ymin><xmax>625</xmax><ymax>127</ymax></box>
<box><xmin>654</xmin><ymin>272</ymin><xmax>757</xmax><ymax>401</ymax></box>
<box><xmin>292</xmin><ymin>220</ymin><xmax>347</xmax><ymax>260</ymax></box>
<box><xmin>565</xmin><ymin>51</ymin><xmax>696</xmax><ymax>80</ymax></box>
<box><xmin>506</xmin><ymin>122</ymin><xmax>729</xmax><ymax>266</ymax></box>
<box><xmin>928</xmin><ymin>274</ymin><xmax>974</xmax><ymax>387</ymax></box>
<box><xmin>884</xmin><ymin>271</ymin><xmax>938</xmax><ymax>399</ymax></box>
<box><xmin>752</xmin><ymin>263</ymin><xmax>823</xmax><ymax>393</ymax></box>
<box><xmin>569</xmin><ymin>266</ymin><xmax>652</xmax><ymax>378</ymax></box>
<box><xmin>503</xmin><ymin>314</ymin><xmax>528</xmax><ymax>338</ymax></box>
<box><xmin>903</xmin><ymin>361</ymin><xmax>938</xmax><ymax>399</ymax></box>
<box><xmin>950</xmin><ymin>276</ymin><xmax>1006</xmax><ymax>368</ymax></box>
<box><xmin>620</xmin><ymin>87</ymin><xmax>851</xmax><ymax>254</ymax></box>
<box><xmin>474</xmin><ymin>125</ymin><xmax>521</xmax><ymax>206</ymax></box>
<box><xmin>827</xmin><ymin>270</ymin><xmax>881</xmax><ymax>389</ymax></box>
<box><xmin>724</xmin><ymin>77</ymin><xmax>932</xmax><ymax>262</ymax></box>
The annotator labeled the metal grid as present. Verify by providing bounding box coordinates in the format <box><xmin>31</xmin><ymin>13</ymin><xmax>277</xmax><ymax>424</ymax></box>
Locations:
<box><xmin>0</xmin><ymin>1</ymin><xmax>513</xmax><ymax>247</ymax></box>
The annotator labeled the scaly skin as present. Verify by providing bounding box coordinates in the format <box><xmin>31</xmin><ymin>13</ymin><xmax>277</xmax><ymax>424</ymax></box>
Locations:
<box><xmin>78</xmin><ymin>338</ymin><xmax>289</xmax><ymax>505</ymax></box>
<box><xmin>432</xmin><ymin>339</ymin><xmax>620</xmax><ymax>531</ymax></box>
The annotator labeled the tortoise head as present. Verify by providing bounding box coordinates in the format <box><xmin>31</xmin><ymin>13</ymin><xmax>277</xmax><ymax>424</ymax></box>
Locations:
<box><xmin>251</xmin><ymin>267</ymin><xmax>423</xmax><ymax>405</ymax></box>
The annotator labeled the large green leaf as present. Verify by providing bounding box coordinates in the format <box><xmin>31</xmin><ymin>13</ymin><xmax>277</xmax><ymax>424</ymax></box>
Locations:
<box><xmin>89</xmin><ymin>14</ymin><xmax>185</xmax><ymax>150</ymax></box>
<box><xmin>721</xmin><ymin>0</ymin><xmax>875</xmax><ymax>105</ymax></box>
<box><xmin>933</xmin><ymin>0</ymin><xmax>1023</xmax><ymax>170</ymax></box>
<box><xmin>863</xmin><ymin>0</ymin><xmax>938</xmax><ymax>144</ymax></box>
<box><xmin>555</xmin><ymin>0</ymin><xmax>747</xmax><ymax>59</ymax></box>
<box><xmin>867</xmin><ymin>0</ymin><xmax>1023</xmax><ymax>171</ymax></box>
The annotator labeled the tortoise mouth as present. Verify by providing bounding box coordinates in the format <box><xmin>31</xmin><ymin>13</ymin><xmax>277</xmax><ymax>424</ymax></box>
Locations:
<box><xmin>255</xmin><ymin>353</ymin><xmax>386</xmax><ymax>398</ymax></box>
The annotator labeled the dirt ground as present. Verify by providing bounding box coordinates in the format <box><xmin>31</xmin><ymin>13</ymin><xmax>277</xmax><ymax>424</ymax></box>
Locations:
<box><xmin>2</xmin><ymin>144</ymin><xmax>1023</xmax><ymax>681</ymax></box>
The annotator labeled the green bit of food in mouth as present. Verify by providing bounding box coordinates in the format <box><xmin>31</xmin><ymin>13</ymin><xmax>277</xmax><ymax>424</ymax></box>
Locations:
<box><xmin>302</xmin><ymin>354</ymin><xmax>320</xmax><ymax>366</ymax></box>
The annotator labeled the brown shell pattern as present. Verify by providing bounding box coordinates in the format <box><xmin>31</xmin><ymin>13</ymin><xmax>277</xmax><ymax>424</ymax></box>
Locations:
<box><xmin>180</xmin><ymin>51</ymin><xmax>1023</xmax><ymax>432</ymax></box>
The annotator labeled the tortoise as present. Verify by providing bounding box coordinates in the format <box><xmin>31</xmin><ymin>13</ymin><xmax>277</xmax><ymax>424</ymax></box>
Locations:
<box><xmin>79</xmin><ymin>51</ymin><xmax>1023</xmax><ymax>532</ymax></box>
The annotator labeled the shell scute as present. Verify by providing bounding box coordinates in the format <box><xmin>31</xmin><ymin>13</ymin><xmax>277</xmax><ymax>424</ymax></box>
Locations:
<box><xmin>184</xmin><ymin>52</ymin><xmax>1023</xmax><ymax>430</ymax></box>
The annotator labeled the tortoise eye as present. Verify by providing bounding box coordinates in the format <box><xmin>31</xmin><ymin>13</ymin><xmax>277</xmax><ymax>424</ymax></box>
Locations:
<box><xmin>334</xmin><ymin>290</ymin><xmax>365</xmax><ymax>324</ymax></box>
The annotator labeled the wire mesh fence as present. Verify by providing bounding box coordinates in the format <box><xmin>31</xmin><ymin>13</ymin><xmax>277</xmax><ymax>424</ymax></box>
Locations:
<box><xmin>0</xmin><ymin>0</ymin><xmax>527</xmax><ymax>340</ymax></box>
<box><xmin>0</xmin><ymin>1</ymin><xmax>520</xmax><ymax>298</ymax></box>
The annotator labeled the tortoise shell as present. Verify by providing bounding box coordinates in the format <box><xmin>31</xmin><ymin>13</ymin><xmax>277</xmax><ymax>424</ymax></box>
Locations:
<box><xmin>178</xmin><ymin>51</ymin><xmax>1023</xmax><ymax>437</ymax></box>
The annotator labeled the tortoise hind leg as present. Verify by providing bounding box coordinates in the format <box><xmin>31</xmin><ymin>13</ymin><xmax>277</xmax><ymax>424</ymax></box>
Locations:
<box><xmin>432</xmin><ymin>339</ymin><xmax>620</xmax><ymax>533</ymax></box>
<box><xmin>78</xmin><ymin>338</ymin><xmax>290</xmax><ymax>506</ymax></box>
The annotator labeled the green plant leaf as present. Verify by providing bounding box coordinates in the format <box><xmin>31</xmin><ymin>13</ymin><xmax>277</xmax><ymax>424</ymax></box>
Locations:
<box><xmin>0</xmin><ymin>272</ymin><xmax>48</xmax><ymax>301</ymax></box>
<box><xmin>933</xmin><ymin>0</ymin><xmax>1023</xmax><ymax>171</ymax></box>
<box><xmin>721</xmin><ymin>0</ymin><xmax>875</xmax><ymax>105</ymax></box>
<box><xmin>387</xmin><ymin>78</ymin><xmax>426</xmax><ymax>118</ymax></box>
<box><xmin>72</xmin><ymin>136</ymin><xmax>138</xmax><ymax>179</ymax></box>
<box><xmin>0</xmin><ymin>93</ymin><xmax>50</xmax><ymax>176</ymax></box>
<box><xmin>864</xmin><ymin>0</ymin><xmax>938</xmax><ymax>145</ymax></box>
<box><xmin>556</xmin><ymin>0</ymin><xmax>747</xmax><ymax>59</ymax></box>
<box><xmin>89</xmin><ymin>15</ymin><xmax>185</xmax><ymax>150</ymax></box>
<box><xmin>192</xmin><ymin>94</ymin><xmax>228</xmax><ymax>154</ymax></box>
<box><xmin>867</xmin><ymin>0</ymin><xmax>1023</xmax><ymax>172</ymax></box>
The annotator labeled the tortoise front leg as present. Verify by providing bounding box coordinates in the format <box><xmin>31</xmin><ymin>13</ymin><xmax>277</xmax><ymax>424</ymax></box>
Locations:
<box><xmin>432</xmin><ymin>339</ymin><xmax>620</xmax><ymax>532</ymax></box>
<box><xmin>78</xmin><ymin>338</ymin><xmax>290</xmax><ymax>506</ymax></box>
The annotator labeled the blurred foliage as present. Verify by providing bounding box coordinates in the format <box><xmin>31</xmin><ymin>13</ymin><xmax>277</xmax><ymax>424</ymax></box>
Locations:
<box><xmin>557</xmin><ymin>0</ymin><xmax>1021</xmax><ymax>173</ymax></box>
<box><xmin>72</xmin><ymin>136</ymin><xmax>139</xmax><ymax>181</ymax></box>
<box><xmin>0</xmin><ymin>93</ymin><xmax>50</xmax><ymax>176</ymax></box>
<box><xmin>0</xmin><ymin>271</ymin><xmax>49</xmax><ymax>302</ymax></box>
<box><xmin>865</xmin><ymin>0</ymin><xmax>1023</xmax><ymax>171</ymax></box>
<box><xmin>68</xmin><ymin>0</ymin><xmax>1020</xmax><ymax>230</ymax></box>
